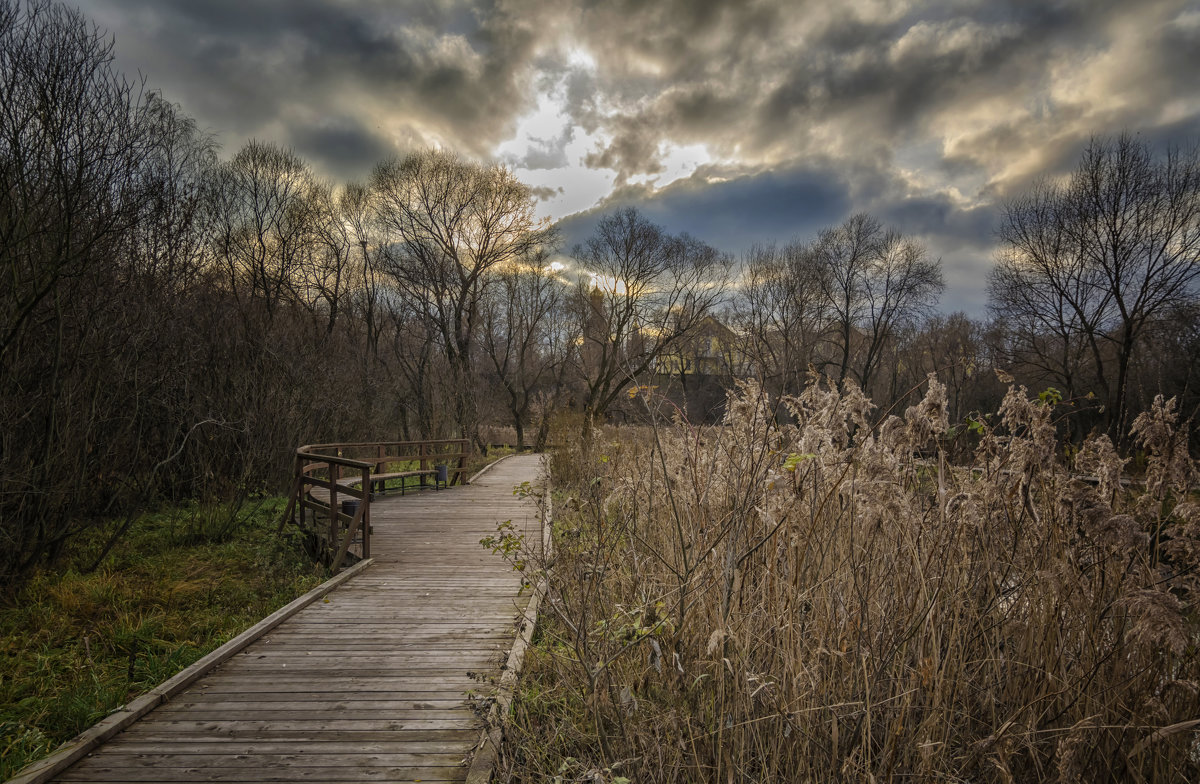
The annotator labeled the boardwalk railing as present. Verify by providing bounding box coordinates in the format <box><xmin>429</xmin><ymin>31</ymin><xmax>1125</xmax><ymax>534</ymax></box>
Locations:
<box><xmin>279</xmin><ymin>438</ymin><xmax>471</xmax><ymax>571</ymax></box>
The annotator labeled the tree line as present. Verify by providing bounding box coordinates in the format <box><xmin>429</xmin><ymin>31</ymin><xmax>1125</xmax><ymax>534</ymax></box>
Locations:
<box><xmin>730</xmin><ymin>134</ymin><xmax>1200</xmax><ymax>443</ymax></box>
<box><xmin>2</xmin><ymin>0</ymin><xmax>1197</xmax><ymax>588</ymax></box>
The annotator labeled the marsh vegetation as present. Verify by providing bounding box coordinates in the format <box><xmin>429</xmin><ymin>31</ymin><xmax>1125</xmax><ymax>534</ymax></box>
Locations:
<box><xmin>499</xmin><ymin>380</ymin><xmax>1199</xmax><ymax>782</ymax></box>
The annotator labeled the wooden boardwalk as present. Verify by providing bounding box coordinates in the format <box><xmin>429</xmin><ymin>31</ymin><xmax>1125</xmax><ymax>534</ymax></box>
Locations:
<box><xmin>50</xmin><ymin>454</ymin><xmax>544</xmax><ymax>784</ymax></box>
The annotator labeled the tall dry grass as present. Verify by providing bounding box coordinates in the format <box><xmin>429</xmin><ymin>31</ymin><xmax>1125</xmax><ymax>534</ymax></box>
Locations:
<box><xmin>499</xmin><ymin>376</ymin><xmax>1199</xmax><ymax>782</ymax></box>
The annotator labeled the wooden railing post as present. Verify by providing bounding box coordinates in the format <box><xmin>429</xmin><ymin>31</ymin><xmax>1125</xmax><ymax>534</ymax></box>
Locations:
<box><xmin>289</xmin><ymin>437</ymin><xmax>489</xmax><ymax>567</ymax></box>
<box><xmin>329</xmin><ymin>500</ymin><xmax>365</xmax><ymax>573</ymax></box>
<box><xmin>361</xmin><ymin>465</ymin><xmax>371</xmax><ymax>560</ymax></box>
<box><xmin>457</xmin><ymin>438</ymin><xmax>469</xmax><ymax>485</ymax></box>
<box><xmin>328</xmin><ymin>460</ymin><xmax>339</xmax><ymax>562</ymax></box>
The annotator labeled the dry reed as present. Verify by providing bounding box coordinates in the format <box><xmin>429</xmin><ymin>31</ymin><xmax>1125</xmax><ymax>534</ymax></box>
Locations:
<box><xmin>497</xmin><ymin>376</ymin><xmax>1199</xmax><ymax>782</ymax></box>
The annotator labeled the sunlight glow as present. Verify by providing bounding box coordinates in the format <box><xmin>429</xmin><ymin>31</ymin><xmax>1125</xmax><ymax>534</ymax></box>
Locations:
<box><xmin>587</xmin><ymin>271</ymin><xmax>628</xmax><ymax>295</ymax></box>
<box><xmin>566</xmin><ymin>44</ymin><xmax>597</xmax><ymax>71</ymax></box>
<box><xmin>493</xmin><ymin>53</ymin><xmax>615</xmax><ymax>221</ymax></box>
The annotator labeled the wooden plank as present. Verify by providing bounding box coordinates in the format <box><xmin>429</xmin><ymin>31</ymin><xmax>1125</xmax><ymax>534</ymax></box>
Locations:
<box><xmin>218</xmin><ymin>653</ymin><xmax>497</xmax><ymax>664</ymax></box>
<box><xmin>152</xmin><ymin>699</ymin><xmax>470</xmax><ymax>712</ymax></box>
<box><xmin>168</xmin><ymin>669</ymin><xmax>496</xmax><ymax>680</ymax></box>
<box><xmin>157</xmin><ymin>678</ymin><xmax>495</xmax><ymax>693</ymax></box>
<box><xmin>57</xmin><ymin>766</ymin><xmax>466</xmax><ymax>782</ymax></box>
<box><xmin>102</xmin><ymin>730</ymin><xmax>480</xmax><ymax>743</ymax></box>
<box><xmin>146</xmin><ymin>709</ymin><xmax>478</xmax><ymax>721</ymax></box>
<box><xmin>7</xmin><ymin>560</ymin><xmax>375</xmax><ymax>784</ymax></box>
<box><xmin>98</xmin><ymin>719</ymin><xmax>483</xmax><ymax>733</ymax></box>
<box><xmin>103</xmin><ymin>740</ymin><xmax>472</xmax><ymax>754</ymax></box>
<box><xmin>159</xmin><ymin>692</ymin><xmax>466</xmax><ymax>704</ymax></box>
<box><xmin>26</xmin><ymin>454</ymin><xmax>544</xmax><ymax>784</ymax></box>
<box><xmin>98</xmin><ymin>730</ymin><xmax>481</xmax><ymax>744</ymax></box>
<box><xmin>64</xmin><ymin>753</ymin><xmax>467</xmax><ymax>768</ymax></box>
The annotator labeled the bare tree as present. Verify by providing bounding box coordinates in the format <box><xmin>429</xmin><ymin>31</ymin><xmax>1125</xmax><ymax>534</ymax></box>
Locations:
<box><xmin>812</xmin><ymin>214</ymin><xmax>880</xmax><ymax>388</ymax></box>
<box><xmin>571</xmin><ymin>207</ymin><xmax>730</xmax><ymax>428</ymax></box>
<box><xmin>210</xmin><ymin>140</ymin><xmax>318</xmax><ymax>322</ymax></box>
<box><xmin>990</xmin><ymin>134</ymin><xmax>1200</xmax><ymax>437</ymax></box>
<box><xmin>814</xmin><ymin>214</ymin><xmax>943</xmax><ymax>396</ymax></box>
<box><xmin>733</xmin><ymin>241</ymin><xmax>829</xmax><ymax>399</ymax></box>
<box><xmin>370</xmin><ymin>149</ymin><xmax>550</xmax><ymax>445</ymax></box>
<box><xmin>0</xmin><ymin>0</ymin><xmax>198</xmax><ymax>584</ymax></box>
<box><xmin>905</xmin><ymin>312</ymin><xmax>1001</xmax><ymax>425</ymax></box>
<box><xmin>340</xmin><ymin>181</ymin><xmax>385</xmax><ymax>357</ymax></box>
<box><xmin>0</xmin><ymin>0</ymin><xmax>152</xmax><ymax>359</ymax></box>
<box><xmin>126</xmin><ymin>92</ymin><xmax>217</xmax><ymax>293</ymax></box>
<box><xmin>304</xmin><ymin>180</ymin><xmax>354</xmax><ymax>334</ymax></box>
<box><xmin>481</xmin><ymin>250</ymin><xmax>569</xmax><ymax>449</ymax></box>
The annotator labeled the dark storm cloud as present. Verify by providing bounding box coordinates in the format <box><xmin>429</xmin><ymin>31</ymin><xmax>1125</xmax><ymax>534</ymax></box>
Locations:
<box><xmin>72</xmin><ymin>0</ymin><xmax>1200</xmax><ymax>315</ymax></box>
<box><xmin>555</xmin><ymin>163</ymin><xmax>854</xmax><ymax>255</ymax></box>
<box><xmin>572</xmin><ymin>1</ymin><xmax>1093</xmax><ymax>180</ymax></box>
<box><xmin>559</xmin><ymin>0</ymin><xmax>1198</xmax><ymax>196</ymax></box>
<box><xmin>287</xmin><ymin>117</ymin><xmax>395</xmax><ymax>178</ymax></box>
<box><xmin>78</xmin><ymin>0</ymin><xmax>1200</xmax><ymax>185</ymax></box>
<box><xmin>79</xmin><ymin>0</ymin><xmax>557</xmax><ymax>180</ymax></box>
<box><xmin>555</xmin><ymin>160</ymin><xmax>1008</xmax><ymax>316</ymax></box>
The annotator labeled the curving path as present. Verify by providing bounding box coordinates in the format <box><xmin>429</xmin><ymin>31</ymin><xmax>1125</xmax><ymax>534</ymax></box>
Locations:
<box><xmin>47</xmin><ymin>454</ymin><xmax>544</xmax><ymax>784</ymax></box>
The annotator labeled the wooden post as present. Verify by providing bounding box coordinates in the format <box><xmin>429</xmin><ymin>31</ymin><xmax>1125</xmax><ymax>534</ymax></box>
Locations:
<box><xmin>329</xmin><ymin>501</ymin><xmax>364</xmax><ymax>573</ymax></box>
<box><xmin>328</xmin><ymin>460</ymin><xmax>339</xmax><ymax>564</ymax></box>
<box><xmin>361</xmin><ymin>466</ymin><xmax>371</xmax><ymax>560</ymax></box>
<box><xmin>458</xmin><ymin>438</ymin><xmax>469</xmax><ymax>485</ymax></box>
<box><xmin>419</xmin><ymin>442</ymin><xmax>428</xmax><ymax>489</ymax></box>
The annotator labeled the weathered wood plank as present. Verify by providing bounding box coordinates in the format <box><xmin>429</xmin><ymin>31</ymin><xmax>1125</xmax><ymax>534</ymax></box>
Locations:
<box><xmin>57</xmin><ymin>766</ymin><xmax>466</xmax><ymax>782</ymax></box>
<box><xmin>31</xmin><ymin>454</ymin><xmax>544</xmax><ymax>784</ymax></box>
<box><xmin>101</xmin><ymin>730</ymin><xmax>480</xmax><ymax>743</ymax></box>
<box><xmin>146</xmin><ymin>709</ymin><xmax>479</xmax><ymax>722</ymax></box>
<box><xmin>154</xmin><ymin>691</ymin><xmax>460</xmax><ymax>703</ymax></box>
<box><xmin>103</xmin><ymin>740</ymin><xmax>471</xmax><ymax>754</ymax></box>
<box><xmin>119</xmin><ymin>718</ymin><xmax>482</xmax><ymax>732</ymax></box>
<box><xmin>61</xmin><ymin>753</ymin><xmax>467</xmax><ymax>768</ymax></box>
<box><xmin>151</xmin><ymin>701</ymin><xmax>472</xmax><ymax>710</ymax></box>
<box><xmin>170</xmin><ymin>678</ymin><xmax>491</xmax><ymax>692</ymax></box>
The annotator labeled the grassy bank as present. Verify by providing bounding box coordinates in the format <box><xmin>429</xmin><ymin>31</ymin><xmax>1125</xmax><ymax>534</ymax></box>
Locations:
<box><xmin>0</xmin><ymin>498</ymin><xmax>322</xmax><ymax>779</ymax></box>
<box><xmin>499</xmin><ymin>380</ymin><xmax>1200</xmax><ymax>782</ymax></box>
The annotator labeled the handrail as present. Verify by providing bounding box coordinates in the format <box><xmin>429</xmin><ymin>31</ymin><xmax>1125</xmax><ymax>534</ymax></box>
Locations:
<box><xmin>279</xmin><ymin>438</ymin><xmax>471</xmax><ymax>572</ymax></box>
<box><xmin>295</xmin><ymin>451</ymin><xmax>373</xmax><ymax>469</ymax></box>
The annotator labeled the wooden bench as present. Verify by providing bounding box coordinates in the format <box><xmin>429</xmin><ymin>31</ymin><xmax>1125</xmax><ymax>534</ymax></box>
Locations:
<box><xmin>302</xmin><ymin>469</ymin><xmax>445</xmax><ymax>512</ymax></box>
<box><xmin>283</xmin><ymin>439</ymin><xmax>470</xmax><ymax>570</ymax></box>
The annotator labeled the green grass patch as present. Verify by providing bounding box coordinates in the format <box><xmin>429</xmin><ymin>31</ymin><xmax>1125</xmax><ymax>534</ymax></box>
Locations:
<box><xmin>466</xmin><ymin>445</ymin><xmax>515</xmax><ymax>475</ymax></box>
<box><xmin>0</xmin><ymin>498</ymin><xmax>322</xmax><ymax>779</ymax></box>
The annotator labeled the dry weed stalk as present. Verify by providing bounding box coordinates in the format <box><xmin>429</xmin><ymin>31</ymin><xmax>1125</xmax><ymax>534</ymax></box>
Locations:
<box><xmin>500</xmin><ymin>379</ymin><xmax>1199</xmax><ymax>783</ymax></box>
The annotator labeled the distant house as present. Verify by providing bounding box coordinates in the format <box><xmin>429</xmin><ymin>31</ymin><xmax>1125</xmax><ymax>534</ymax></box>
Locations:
<box><xmin>651</xmin><ymin>315</ymin><xmax>752</xmax><ymax>377</ymax></box>
<box><xmin>650</xmin><ymin>315</ymin><xmax>754</xmax><ymax>422</ymax></box>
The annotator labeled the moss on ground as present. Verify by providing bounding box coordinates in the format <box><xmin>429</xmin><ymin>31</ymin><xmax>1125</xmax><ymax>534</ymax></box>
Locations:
<box><xmin>0</xmin><ymin>497</ymin><xmax>322</xmax><ymax>779</ymax></box>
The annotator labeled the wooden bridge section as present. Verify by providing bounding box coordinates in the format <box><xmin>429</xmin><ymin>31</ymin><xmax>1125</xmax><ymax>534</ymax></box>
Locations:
<box><xmin>46</xmin><ymin>454</ymin><xmax>544</xmax><ymax>784</ymax></box>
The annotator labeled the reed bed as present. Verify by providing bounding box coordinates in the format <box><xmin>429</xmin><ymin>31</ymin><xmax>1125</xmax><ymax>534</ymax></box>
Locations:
<box><xmin>497</xmin><ymin>377</ymin><xmax>1199</xmax><ymax>782</ymax></box>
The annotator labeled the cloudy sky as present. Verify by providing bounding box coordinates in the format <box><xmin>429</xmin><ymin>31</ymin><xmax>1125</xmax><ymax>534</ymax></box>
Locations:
<box><xmin>78</xmin><ymin>0</ymin><xmax>1200</xmax><ymax>314</ymax></box>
